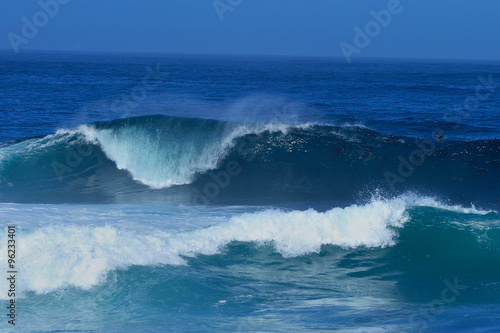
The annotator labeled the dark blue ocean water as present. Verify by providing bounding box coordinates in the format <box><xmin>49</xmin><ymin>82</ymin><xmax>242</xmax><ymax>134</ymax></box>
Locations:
<box><xmin>0</xmin><ymin>51</ymin><xmax>499</xmax><ymax>332</ymax></box>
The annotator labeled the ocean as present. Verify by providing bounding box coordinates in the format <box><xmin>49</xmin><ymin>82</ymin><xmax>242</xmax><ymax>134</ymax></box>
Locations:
<box><xmin>0</xmin><ymin>51</ymin><xmax>499</xmax><ymax>332</ymax></box>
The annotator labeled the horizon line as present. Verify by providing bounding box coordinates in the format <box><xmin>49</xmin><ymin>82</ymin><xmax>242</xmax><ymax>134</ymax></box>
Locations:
<box><xmin>1</xmin><ymin>48</ymin><xmax>500</xmax><ymax>64</ymax></box>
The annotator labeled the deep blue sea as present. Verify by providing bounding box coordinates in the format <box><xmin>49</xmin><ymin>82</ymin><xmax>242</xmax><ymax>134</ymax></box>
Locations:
<box><xmin>0</xmin><ymin>51</ymin><xmax>499</xmax><ymax>332</ymax></box>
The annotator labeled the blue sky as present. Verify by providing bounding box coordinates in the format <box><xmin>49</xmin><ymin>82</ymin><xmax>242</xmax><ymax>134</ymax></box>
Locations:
<box><xmin>1</xmin><ymin>0</ymin><xmax>499</xmax><ymax>60</ymax></box>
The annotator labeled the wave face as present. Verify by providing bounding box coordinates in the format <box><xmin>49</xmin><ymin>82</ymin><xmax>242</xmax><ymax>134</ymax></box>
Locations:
<box><xmin>80</xmin><ymin>116</ymin><xmax>245</xmax><ymax>188</ymax></box>
<box><xmin>0</xmin><ymin>115</ymin><xmax>499</xmax><ymax>209</ymax></box>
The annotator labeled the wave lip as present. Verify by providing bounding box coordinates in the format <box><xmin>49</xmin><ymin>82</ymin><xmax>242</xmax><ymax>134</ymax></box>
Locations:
<box><xmin>388</xmin><ymin>193</ymin><xmax>497</xmax><ymax>215</ymax></box>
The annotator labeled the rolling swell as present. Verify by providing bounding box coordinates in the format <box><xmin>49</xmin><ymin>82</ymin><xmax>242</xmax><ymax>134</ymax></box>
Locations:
<box><xmin>0</xmin><ymin>115</ymin><xmax>498</xmax><ymax>209</ymax></box>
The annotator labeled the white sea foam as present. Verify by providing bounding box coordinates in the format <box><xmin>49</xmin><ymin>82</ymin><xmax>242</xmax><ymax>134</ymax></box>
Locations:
<box><xmin>0</xmin><ymin>198</ymin><xmax>406</xmax><ymax>297</ymax></box>
<box><xmin>0</xmin><ymin>196</ymin><xmax>495</xmax><ymax>298</ymax></box>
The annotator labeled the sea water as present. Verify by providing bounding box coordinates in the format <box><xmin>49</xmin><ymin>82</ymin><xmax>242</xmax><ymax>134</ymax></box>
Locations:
<box><xmin>0</xmin><ymin>52</ymin><xmax>499</xmax><ymax>332</ymax></box>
